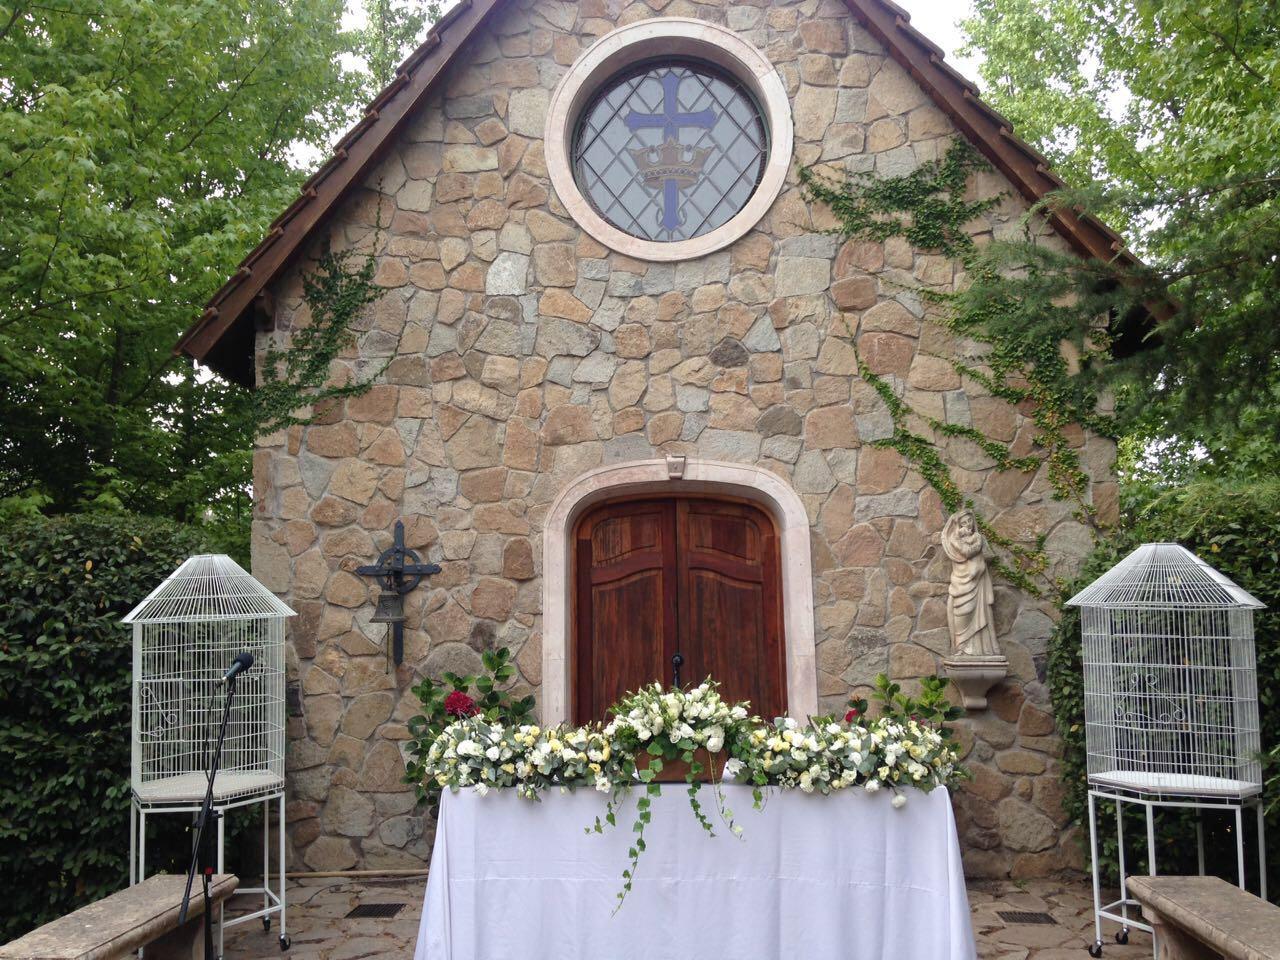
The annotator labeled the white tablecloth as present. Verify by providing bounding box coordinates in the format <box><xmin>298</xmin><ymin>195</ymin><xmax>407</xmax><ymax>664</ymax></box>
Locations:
<box><xmin>414</xmin><ymin>784</ymin><xmax>976</xmax><ymax>960</ymax></box>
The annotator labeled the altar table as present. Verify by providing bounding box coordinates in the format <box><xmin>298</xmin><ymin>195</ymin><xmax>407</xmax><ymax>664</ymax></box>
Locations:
<box><xmin>414</xmin><ymin>784</ymin><xmax>976</xmax><ymax>960</ymax></box>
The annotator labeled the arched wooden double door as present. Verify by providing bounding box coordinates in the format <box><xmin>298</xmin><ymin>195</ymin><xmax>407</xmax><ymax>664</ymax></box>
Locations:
<box><xmin>573</xmin><ymin>496</ymin><xmax>786</xmax><ymax>723</ymax></box>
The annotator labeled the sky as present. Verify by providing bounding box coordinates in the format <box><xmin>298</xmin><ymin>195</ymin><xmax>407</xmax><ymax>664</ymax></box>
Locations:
<box><xmin>894</xmin><ymin>0</ymin><xmax>982</xmax><ymax>79</ymax></box>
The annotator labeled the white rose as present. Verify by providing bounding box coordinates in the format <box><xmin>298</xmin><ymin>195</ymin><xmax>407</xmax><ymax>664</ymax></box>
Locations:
<box><xmin>723</xmin><ymin>758</ymin><xmax>744</xmax><ymax>780</ymax></box>
<box><xmin>864</xmin><ymin>779</ymin><xmax>881</xmax><ymax>794</ymax></box>
<box><xmin>891</xmin><ymin>793</ymin><xmax>907</xmax><ymax>809</ymax></box>
<box><xmin>485</xmin><ymin>746</ymin><xmax>501</xmax><ymax>761</ymax></box>
<box><xmin>474</xmin><ymin>782</ymin><xmax>489</xmax><ymax>797</ymax></box>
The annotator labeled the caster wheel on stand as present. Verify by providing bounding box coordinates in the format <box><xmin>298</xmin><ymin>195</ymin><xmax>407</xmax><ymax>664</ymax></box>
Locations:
<box><xmin>1115</xmin><ymin>928</ymin><xmax>1129</xmax><ymax>945</ymax></box>
<box><xmin>1088</xmin><ymin>941</ymin><xmax>1104</xmax><ymax>958</ymax></box>
<box><xmin>262</xmin><ymin>916</ymin><xmax>271</xmax><ymax>932</ymax></box>
<box><xmin>279</xmin><ymin>934</ymin><xmax>291</xmax><ymax>952</ymax></box>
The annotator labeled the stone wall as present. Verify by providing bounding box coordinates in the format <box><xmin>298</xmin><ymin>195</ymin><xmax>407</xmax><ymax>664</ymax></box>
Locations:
<box><xmin>250</xmin><ymin>0</ymin><xmax>1115</xmax><ymax>878</ymax></box>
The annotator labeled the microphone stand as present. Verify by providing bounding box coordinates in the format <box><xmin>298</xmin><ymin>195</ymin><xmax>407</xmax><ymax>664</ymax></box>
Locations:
<box><xmin>180</xmin><ymin>672</ymin><xmax>239</xmax><ymax>960</ymax></box>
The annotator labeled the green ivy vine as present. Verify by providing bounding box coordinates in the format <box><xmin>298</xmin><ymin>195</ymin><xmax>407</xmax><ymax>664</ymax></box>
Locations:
<box><xmin>253</xmin><ymin>226</ymin><xmax>390</xmax><ymax>435</ymax></box>
<box><xmin>801</xmin><ymin>142</ymin><xmax>1110</xmax><ymax>595</ymax></box>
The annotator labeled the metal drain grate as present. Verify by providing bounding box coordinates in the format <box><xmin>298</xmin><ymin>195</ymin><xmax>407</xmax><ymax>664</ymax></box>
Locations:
<box><xmin>997</xmin><ymin>911</ymin><xmax>1057</xmax><ymax>925</ymax></box>
<box><xmin>345</xmin><ymin>903</ymin><xmax>406</xmax><ymax>919</ymax></box>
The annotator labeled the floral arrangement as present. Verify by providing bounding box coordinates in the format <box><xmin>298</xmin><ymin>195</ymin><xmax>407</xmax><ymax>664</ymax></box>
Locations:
<box><xmin>424</xmin><ymin>717</ymin><xmax>624</xmax><ymax>799</ymax></box>
<box><xmin>419</xmin><ymin>674</ymin><xmax>966</xmax><ymax>907</ymax></box>
<box><xmin>404</xmin><ymin>646</ymin><xmax>536</xmax><ymax>809</ymax></box>
<box><xmin>739</xmin><ymin>714</ymin><xmax>957</xmax><ymax>801</ymax></box>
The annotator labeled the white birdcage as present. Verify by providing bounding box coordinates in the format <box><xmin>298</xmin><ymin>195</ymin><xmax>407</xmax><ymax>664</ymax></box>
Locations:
<box><xmin>124</xmin><ymin>554</ymin><xmax>294</xmax><ymax>804</ymax></box>
<box><xmin>125</xmin><ymin>554</ymin><xmax>296</xmax><ymax>949</ymax></box>
<box><xmin>1068</xmin><ymin>543</ymin><xmax>1267</xmax><ymax>956</ymax></box>
<box><xmin>1067</xmin><ymin>542</ymin><xmax>1264</xmax><ymax>799</ymax></box>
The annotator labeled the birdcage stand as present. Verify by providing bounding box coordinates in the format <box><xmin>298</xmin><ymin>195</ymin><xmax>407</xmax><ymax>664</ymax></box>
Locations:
<box><xmin>1085</xmin><ymin>784</ymin><xmax>1266</xmax><ymax>958</ymax></box>
<box><xmin>131</xmin><ymin>666</ymin><xmax>288</xmax><ymax>957</ymax></box>
<box><xmin>132</xmin><ymin>788</ymin><xmax>288</xmax><ymax>956</ymax></box>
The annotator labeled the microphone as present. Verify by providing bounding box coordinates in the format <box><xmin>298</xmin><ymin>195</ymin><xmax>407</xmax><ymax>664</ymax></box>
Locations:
<box><xmin>221</xmin><ymin>651</ymin><xmax>254</xmax><ymax>684</ymax></box>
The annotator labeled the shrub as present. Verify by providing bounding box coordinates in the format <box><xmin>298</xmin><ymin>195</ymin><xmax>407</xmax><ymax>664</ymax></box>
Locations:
<box><xmin>1047</xmin><ymin>479</ymin><xmax>1280</xmax><ymax>891</ymax></box>
<box><xmin>0</xmin><ymin>513</ymin><xmax>210</xmax><ymax>940</ymax></box>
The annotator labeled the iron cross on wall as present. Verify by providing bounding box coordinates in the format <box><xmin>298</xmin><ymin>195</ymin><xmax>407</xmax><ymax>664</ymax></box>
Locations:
<box><xmin>356</xmin><ymin>520</ymin><xmax>440</xmax><ymax>670</ymax></box>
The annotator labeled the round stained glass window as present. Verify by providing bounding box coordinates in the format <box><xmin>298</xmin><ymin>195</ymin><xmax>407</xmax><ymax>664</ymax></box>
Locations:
<box><xmin>571</xmin><ymin>59</ymin><xmax>769</xmax><ymax>244</ymax></box>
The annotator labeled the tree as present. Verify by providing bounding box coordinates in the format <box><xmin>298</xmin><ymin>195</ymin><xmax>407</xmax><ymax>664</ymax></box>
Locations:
<box><xmin>355</xmin><ymin>0</ymin><xmax>443</xmax><ymax>89</ymax></box>
<box><xmin>0</xmin><ymin>0</ymin><xmax>364</xmax><ymax>550</ymax></box>
<box><xmin>959</xmin><ymin>0</ymin><xmax>1280</xmax><ymax>474</ymax></box>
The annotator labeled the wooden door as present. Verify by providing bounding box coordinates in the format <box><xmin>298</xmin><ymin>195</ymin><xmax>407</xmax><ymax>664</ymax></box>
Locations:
<box><xmin>573</xmin><ymin>497</ymin><xmax>785</xmax><ymax>723</ymax></box>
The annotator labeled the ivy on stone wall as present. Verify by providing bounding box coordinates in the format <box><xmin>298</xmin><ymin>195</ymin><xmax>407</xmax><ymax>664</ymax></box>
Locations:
<box><xmin>253</xmin><ymin>233</ymin><xmax>389</xmax><ymax>435</ymax></box>
<box><xmin>802</xmin><ymin>143</ymin><xmax>1109</xmax><ymax>595</ymax></box>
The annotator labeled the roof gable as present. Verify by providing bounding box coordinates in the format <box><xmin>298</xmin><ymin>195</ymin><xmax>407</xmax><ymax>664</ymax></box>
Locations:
<box><xmin>178</xmin><ymin>0</ymin><xmax>1136</xmax><ymax>385</ymax></box>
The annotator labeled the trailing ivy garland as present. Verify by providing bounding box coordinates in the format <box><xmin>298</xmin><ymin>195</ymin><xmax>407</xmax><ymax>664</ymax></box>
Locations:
<box><xmin>801</xmin><ymin>143</ymin><xmax>1110</xmax><ymax>594</ymax></box>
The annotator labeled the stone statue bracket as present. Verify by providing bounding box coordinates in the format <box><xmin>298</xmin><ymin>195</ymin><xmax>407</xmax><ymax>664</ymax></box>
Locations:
<box><xmin>942</xmin><ymin>654</ymin><xmax>1009</xmax><ymax>710</ymax></box>
<box><xmin>939</xmin><ymin>509</ymin><xmax>1007</xmax><ymax>710</ymax></box>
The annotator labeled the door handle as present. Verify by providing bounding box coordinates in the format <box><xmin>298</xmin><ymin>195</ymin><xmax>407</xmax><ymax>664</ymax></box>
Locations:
<box><xmin>671</xmin><ymin>653</ymin><xmax>684</xmax><ymax>689</ymax></box>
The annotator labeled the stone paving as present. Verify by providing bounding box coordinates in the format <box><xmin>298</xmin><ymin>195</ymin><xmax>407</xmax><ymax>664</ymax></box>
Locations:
<box><xmin>223</xmin><ymin>876</ymin><xmax>1153</xmax><ymax>959</ymax></box>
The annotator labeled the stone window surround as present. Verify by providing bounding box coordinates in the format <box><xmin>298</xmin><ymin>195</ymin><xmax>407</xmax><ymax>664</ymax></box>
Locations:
<box><xmin>540</xmin><ymin>458</ymin><xmax>818</xmax><ymax>725</ymax></box>
<box><xmin>543</xmin><ymin>18</ymin><xmax>793</xmax><ymax>263</ymax></box>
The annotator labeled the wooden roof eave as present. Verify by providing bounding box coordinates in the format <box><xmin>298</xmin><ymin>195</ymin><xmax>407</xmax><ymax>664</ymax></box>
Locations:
<box><xmin>842</xmin><ymin>0</ymin><xmax>1137</xmax><ymax>269</ymax></box>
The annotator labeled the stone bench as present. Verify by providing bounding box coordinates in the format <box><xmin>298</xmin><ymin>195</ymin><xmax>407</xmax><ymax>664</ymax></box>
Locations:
<box><xmin>1127</xmin><ymin>876</ymin><xmax>1280</xmax><ymax>960</ymax></box>
<box><xmin>0</xmin><ymin>874</ymin><xmax>238</xmax><ymax>960</ymax></box>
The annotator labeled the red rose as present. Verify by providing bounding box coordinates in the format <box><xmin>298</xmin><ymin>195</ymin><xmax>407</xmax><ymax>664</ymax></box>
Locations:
<box><xmin>445</xmin><ymin>690</ymin><xmax>479</xmax><ymax>717</ymax></box>
<box><xmin>844</xmin><ymin>708</ymin><xmax>859</xmax><ymax>723</ymax></box>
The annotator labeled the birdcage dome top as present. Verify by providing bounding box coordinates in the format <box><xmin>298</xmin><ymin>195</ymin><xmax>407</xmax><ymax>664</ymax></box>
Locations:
<box><xmin>122</xmin><ymin>554</ymin><xmax>296</xmax><ymax>623</ymax></box>
<box><xmin>1066</xmin><ymin>542</ymin><xmax>1263</xmax><ymax>610</ymax></box>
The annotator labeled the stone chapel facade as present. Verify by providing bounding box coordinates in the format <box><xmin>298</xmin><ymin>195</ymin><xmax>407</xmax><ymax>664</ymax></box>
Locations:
<box><xmin>180</xmin><ymin>0</ymin><xmax>1125</xmax><ymax>880</ymax></box>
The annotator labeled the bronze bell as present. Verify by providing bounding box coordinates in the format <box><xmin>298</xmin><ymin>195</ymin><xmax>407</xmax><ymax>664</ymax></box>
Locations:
<box><xmin>370</xmin><ymin>591</ymin><xmax>405</xmax><ymax>624</ymax></box>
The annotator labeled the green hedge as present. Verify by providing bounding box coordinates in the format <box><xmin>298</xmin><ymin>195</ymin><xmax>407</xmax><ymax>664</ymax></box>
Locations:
<box><xmin>1048</xmin><ymin>479</ymin><xmax>1280</xmax><ymax>893</ymax></box>
<box><xmin>0</xmin><ymin>513</ymin><xmax>212</xmax><ymax>940</ymax></box>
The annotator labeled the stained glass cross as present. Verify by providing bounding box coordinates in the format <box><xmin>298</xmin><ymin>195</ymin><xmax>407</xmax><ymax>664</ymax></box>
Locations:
<box><xmin>625</xmin><ymin>72</ymin><xmax>717</xmax><ymax>231</ymax></box>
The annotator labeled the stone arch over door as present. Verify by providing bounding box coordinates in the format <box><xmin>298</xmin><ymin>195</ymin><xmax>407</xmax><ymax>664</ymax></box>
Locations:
<box><xmin>542</xmin><ymin>458</ymin><xmax>817</xmax><ymax>724</ymax></box>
